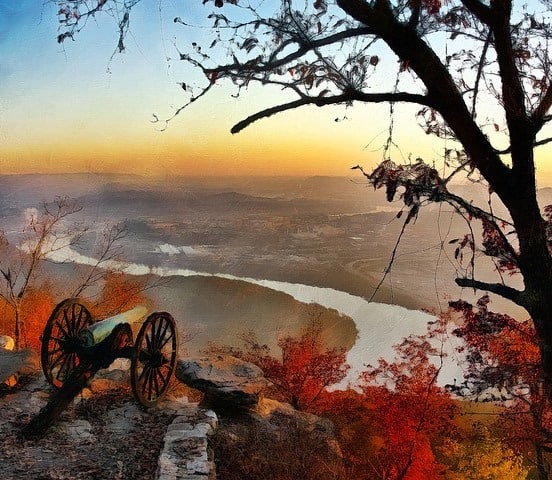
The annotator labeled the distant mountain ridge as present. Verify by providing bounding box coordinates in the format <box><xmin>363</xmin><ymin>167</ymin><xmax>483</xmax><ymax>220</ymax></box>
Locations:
<box><xmin>4</xmin><ymin>171</ymin><xmax>552</xmax><ymax>202</ymax></box>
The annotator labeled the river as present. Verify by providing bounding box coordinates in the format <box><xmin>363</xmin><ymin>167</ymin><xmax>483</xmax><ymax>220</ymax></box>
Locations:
<box><xmin>47</xmin><ymin>245</ymin><xmax>463</xmax><ymax>388</ymax></box>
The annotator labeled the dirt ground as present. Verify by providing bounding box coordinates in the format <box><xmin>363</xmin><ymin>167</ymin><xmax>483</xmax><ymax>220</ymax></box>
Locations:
<box><xmin>0</xmin><ymin>374</ymin><xmax>175</xmax><ymax>480</ymax></box>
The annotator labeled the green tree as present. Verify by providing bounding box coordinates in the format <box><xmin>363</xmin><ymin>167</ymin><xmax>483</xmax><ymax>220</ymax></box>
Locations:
<box><xmin>53</xmin><ymin>0</ymin><xmax>552</xmax><ymax>404</ymax></box>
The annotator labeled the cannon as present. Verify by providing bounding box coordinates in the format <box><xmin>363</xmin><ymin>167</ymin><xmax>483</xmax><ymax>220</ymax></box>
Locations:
<box><xmin>40</xmin><ymin>298</ymin><xmax>178</xmax><ymax>406</ymax></box>
<box><xmin>23</xmin><ymin>298</ymin><xmax>178</xmax><ymax>437</ymax></box>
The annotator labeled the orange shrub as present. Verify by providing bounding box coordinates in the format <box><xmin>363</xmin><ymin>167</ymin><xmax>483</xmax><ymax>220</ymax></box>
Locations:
<box><xmin>20</xmin><ymin>284</ymin><xmax>57</xmax><ymax>351</ymax></box>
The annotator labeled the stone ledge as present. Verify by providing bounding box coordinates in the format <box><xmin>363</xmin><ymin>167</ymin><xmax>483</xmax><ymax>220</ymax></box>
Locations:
<box><xmin>175</xmin><ymin>356</ymin><xmax>268</xmax><ymax>411</ymax></box>
<box><xmin>155</xmin><ymin>400</ymin><xmax>218</xmax><ymax>480</ymax></box>
<box><xmin>0</xmin><ymin>348</ymin><xmax>39</xmax><ymax>384</ymax></box>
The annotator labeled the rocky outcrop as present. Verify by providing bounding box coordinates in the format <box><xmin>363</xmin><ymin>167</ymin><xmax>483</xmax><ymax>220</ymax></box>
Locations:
<box><xmin>254</xmin><ymin>397</ymin><xmax>342</xmax><ymax>458</ymax></box>
<box><xmin>0</xmin><ymin>352</ymin><xmax>341</xmax><ymax>480</ymax></box>
<box><xmin>175</xmin><ymin>355</ymin><xmax>344</xmax><ymax>477</ymax></box>
<box><xmin>255</xmin><ymin>397</ymin><xmax>336</xmax><ymax>434</ymax></box>
<box><xmin>175</xmin><ymin>356</ymin><xmax>268</xmax><ymax>411</ymax></box>
<box><xmin>0</xmin><ymin>346</ymin><xmax>39</xmax><ymax>385</ymax></box>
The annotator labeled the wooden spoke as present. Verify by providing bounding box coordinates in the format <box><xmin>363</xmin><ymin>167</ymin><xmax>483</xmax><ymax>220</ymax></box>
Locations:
<box><xmin>41</xmin><ymin>299</ymin><xmax>93</xmax><ymax>389</ymax></box>
<box><xmin>131</xmin><ymin>312</ymin><xmax>178</xmax><ymax>407</ymax></box>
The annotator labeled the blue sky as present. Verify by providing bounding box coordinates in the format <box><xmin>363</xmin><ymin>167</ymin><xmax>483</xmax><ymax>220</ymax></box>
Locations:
<box><xmin>0</xmin><ymin>1</ymin><xmax>419</xmax><ymax>177</ymax></box>
<box><xmin>3</xmin><ymin>1</ymin><xmax>550</xmax><ymax>182</ymax></box>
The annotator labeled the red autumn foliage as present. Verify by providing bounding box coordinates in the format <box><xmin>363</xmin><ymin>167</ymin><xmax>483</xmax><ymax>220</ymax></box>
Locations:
<box><xmin>208</xmin><ymin>316</ymin><xmax>349</xmax><ymax>410</ymax></box>
<box><xmin>0</xmin><ymin>283</ymin><xmax>56</xmax><ymax>352</ymax></box>
<box><xmin>20</xmin><ymin>285</ymin><xmax>57</xmax><ymax>352</ymax></box>
<box><xmin>316</xmin><ymin>334</ymin><xmax>457</xmax><ymax>479</ymax></box>
<box><xmin>92</xmin><ymin>271</ymin><xmax>153</xmax><ymax>320</ymax></box>
<box><xmin>355</xmin><ymin>328</ymin><xmax>457</xmax><ymax>480</ymax></box>
<box><xmin>224</xmin><ymin>316</ymin><xmax>457</xmax><ymax>479</ymax></box>
<box><xmin>451</xmin><ymin>295</ymin><xmax>541</xmax><ymax>394</ymax></box>
<box><xmin>450</xmin><ymin>296</ymin><xmax>552</xmax><ymax>477</ymax></box>
<box><xmin>423</xmin><ymin>0</ymin><xmax>441</xmax><ymax>14</ymax></box>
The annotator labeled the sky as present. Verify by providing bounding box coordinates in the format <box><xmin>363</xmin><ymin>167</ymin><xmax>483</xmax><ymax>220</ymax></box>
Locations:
<box><xmin>1</xmin><ymin>1</ymin><xmax>552</xmax><ymax>182</ymax></box>
<box><xmin>0</xmin><ymin>0</ymin><xmax>442</xmax><ymax>178</ymax></box>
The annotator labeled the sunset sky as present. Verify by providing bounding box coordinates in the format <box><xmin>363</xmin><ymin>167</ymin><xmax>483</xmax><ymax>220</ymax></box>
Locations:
<box><xmin>2</xmin><ymin>1</ymin><xmax>552</xmax><ymax>182</ymax></box>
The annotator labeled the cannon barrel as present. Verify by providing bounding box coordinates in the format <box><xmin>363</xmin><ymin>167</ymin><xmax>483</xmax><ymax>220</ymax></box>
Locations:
<box><xmin>79</xmin><ymin>305</ymin><xmax>148</xmax><ymax>347</ymax></box>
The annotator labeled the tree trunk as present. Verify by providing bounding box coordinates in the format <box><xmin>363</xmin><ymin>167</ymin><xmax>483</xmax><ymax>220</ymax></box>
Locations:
<box><xmin>507</xmin><ymin>164</ymin><xmax>552</xmax><ymax>407</ymax></box>
<box><xmin>535</xmin><ymin>443</ymin><xmax>550</xmax><ymax>480</ymax></box>
<box><xmin>526</xmin><ymin>300</ymin><xmax>552</xmax><ymax>409</ymax></box>
<box><xmin>13</xmin><ymin>308</ymin><xmax>20</xmax><ymax>351</ymax></box>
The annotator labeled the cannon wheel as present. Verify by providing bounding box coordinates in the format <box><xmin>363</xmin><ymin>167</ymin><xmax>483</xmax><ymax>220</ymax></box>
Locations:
<box><xmin>131</xmin><ymin>312</ymin><xmax>178</xmax><ymax>407</ymax></box>
<box><xmin>41</xmin><ymin>298</ymin><xmax>93</xmax><ymax>388</ymax></box>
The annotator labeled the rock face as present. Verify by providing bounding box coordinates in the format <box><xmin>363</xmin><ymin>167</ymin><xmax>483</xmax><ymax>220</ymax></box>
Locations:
<box><xmin>210</xmin><ymin>396</ymin><xmax>344</xmax><ymax>478</ymax></box>
<box><xmin>0</xmin><ymin>348</ymin><xmax>39</xmax><ymax>384</ymax></box>
<box><xmin>0</xmin><ymin>335</ymin><xmax>39</xmax><ymax>386</ymax></box>
<box><xmin>176</xmin><ymin>356</ymin><xmax>268</xmax><ymax>411</ymax></box>
<box><xmin>255</xmin><ymin>397</ymin><xmax>342</xmax><ymax>457</ymax></box>
<box><xmin>176</xmin><ymin>355</ymin><xmax>345</xmax><ymax>477</ymax></box>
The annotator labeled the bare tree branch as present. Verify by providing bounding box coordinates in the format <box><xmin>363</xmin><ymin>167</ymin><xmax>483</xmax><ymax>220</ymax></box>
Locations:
<box><xmin>471</xmin><ymin>31</ymin><xmax>492</xmax><ymax>118</ymax></box>
<box><xmin>496</xmin><ymin>135</ymin><xmax>552</xmax><ymax>155</ymax></box>
<box><xmin>455</xmin><ymin>276</ymin><xmax>525</xmax><ymax>305</ymax></box>
<box><xmin>71</xmin><ymin>222</ymin><xmax>128</xmax><ymax>298</ymax></box>
<box><xmin>336</xmin><ymin>0</ymin><xmax>513</xmax><ymax>200</ymax></box>
<box><xmin>203</xmin><ymin>26</ymin><xmax>375</xmax><ymax>77</ymax></box>
<box><xmin>368</xmin><ymin>208</ymin><xmax>411</xmax><ymax>304</ymax></box>
<box><xmin>231</xmin><ymin>90</ymin><xmax>435</xmax><ymax>133</ymax></box>
<box><xmin>486</xmin><ymin>1</ymin><xmax>535</xmax><ymax>174</ymax></box>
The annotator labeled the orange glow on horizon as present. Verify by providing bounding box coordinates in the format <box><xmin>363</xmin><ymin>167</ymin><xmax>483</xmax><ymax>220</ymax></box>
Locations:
<box><xmin>5</xmin><ymin>128</ymin><xmax>552</xmax><ymax>183</ymax></box>
<box><xmin>0</xmin><ymin>133</ymin><xmax>375</xmax><ymax>177</ymax></box>
<box><xmin>1</xmin><ymin>99</ymin><xmax>389</xmax><ymax>177</ymax></box>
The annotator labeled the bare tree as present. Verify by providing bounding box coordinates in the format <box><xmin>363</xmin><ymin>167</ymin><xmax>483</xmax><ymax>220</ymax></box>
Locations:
<box><xmin>52</xmin><ymin>0</ymin><xmax>552</xmax><ymax>402</ymax></box>
<box><xmin>69</xmin><ymin>221</ymin><xmax>128</xmax><ymax>299</ymax></box>
<box><xmin>0</xmin><ymin>196</ymin><xmax>155</xmax><ymax>349</ymax></box>
<box><xmin>0</xmin><ymin>196</ymin><xmax>84</xmax><ymax>349</ymax></box>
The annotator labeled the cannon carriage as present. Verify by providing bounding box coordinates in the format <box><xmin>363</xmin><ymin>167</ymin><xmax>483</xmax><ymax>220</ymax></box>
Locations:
<box><xmin>40</xmin><ymin>298</ymin><xmax>179</xmax><ymax>407</ymax></box>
